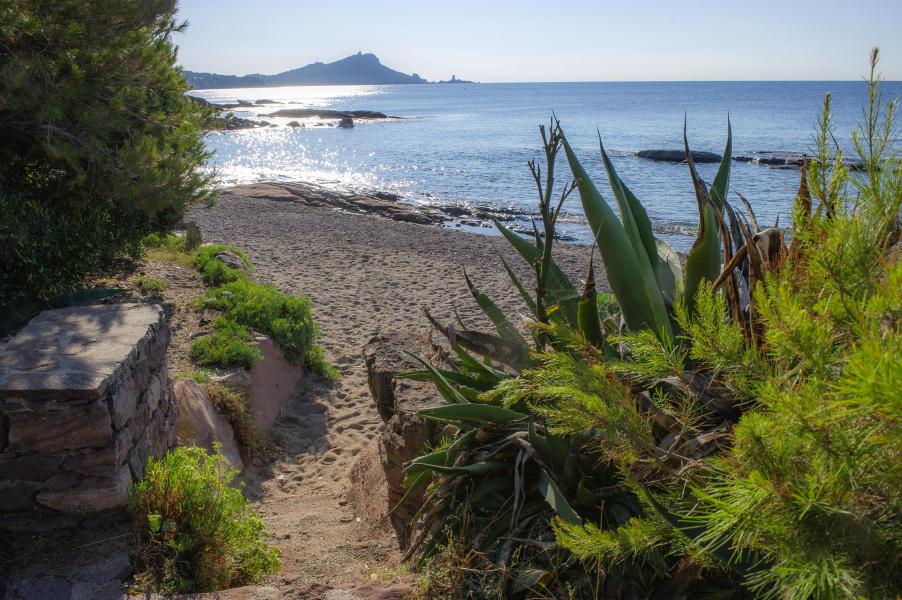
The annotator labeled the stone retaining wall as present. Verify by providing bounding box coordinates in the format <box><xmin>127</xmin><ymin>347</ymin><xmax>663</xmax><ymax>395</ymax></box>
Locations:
<box><xmin>0</xmin><ymin>303</ymin><xmax>178</xmax><ymax>530</ymax></box>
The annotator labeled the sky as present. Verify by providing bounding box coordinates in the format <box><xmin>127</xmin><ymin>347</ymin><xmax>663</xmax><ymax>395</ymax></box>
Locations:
<box><xmin>174</xmin><ymin>0</ymin><xmax>902</xmax><ymax>82</ymax></box>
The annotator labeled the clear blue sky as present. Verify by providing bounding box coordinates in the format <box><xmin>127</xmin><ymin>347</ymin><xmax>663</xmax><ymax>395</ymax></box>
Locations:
<box><xmin>174</xmin><ymin>0</ymin><xmax>902</xmax><ymax>81</ymax></box>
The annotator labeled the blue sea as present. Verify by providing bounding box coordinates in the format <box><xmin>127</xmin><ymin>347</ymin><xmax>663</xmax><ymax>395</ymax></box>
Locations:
<box><xmin>189</xmin><ymin>81</ymin><xmax>901</xmax><ymax>250</ymax></box>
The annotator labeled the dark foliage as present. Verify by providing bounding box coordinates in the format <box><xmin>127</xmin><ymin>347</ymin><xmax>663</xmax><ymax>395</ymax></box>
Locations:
<box><xmin>0</xmin><ymin>0</ymin><xmax>213</xmax><ymax>303</ymax></box>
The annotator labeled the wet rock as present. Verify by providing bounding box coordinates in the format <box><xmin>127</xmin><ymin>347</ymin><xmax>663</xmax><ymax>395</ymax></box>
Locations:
<box><xmin>223</xmin><ymin>115</ymin><xmax>260</xmax><ymax>130</ymax></box>
<box><xmin>338</xmin><ymin>117</ymin><xmax>355</xmax><ymax>128</ymax></box>
<box><xmin>174</xmin><ymin>378</ymin><xmax>243</xmax><ymax>470</ymax></box>
<box><xmin>287</xmin><ymin>120</ymin><xmax>302</xmax><ymax>127</ymax></box>
<box><xmin>264</xmin><ymin>109</ymin><xmax>393</xmax><ymax>119</ymax></box>
<box><xmin>638</xmin><ymin>149</ymin><xmax>721</xmax><ymax>163</ymax></box>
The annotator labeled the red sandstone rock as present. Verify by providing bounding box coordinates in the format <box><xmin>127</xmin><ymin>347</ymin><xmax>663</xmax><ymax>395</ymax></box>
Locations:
<box><xmin>174</xmin><ymin>378</ymin><xmax>244</xmax><ymax>470</ymax></box>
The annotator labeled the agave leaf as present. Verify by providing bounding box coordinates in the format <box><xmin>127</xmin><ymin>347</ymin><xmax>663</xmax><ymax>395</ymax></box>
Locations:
<box><xmin>562</xmin><ymin>135</ymin><xmax>672</xmax><ymax>341</ymax></box>
<box><xmin>390</xmin><ymin>471</ymin><xmax>430</xmax><ymax>516</ymax></box>
<box><xmin>495</xmin><ymin>222</ymin><xmax>579</xmax><ymax>327</ymax></box>
<box><xmin>400</xmin><ymin>368</ymin><xmax>494</xmax><ymax>391</ymax></box>
<box><xmin>405</xmin><ymin>351</ymin><xmax>469</xmax><ymax>404</ymax></box>
<box><xmin>598</xmin><ymin>137</ymin><xmax>659</xmax><ymax>274</ymax></box>
<box><xmin>708</xmin><ymin>118</ymin><xmax>732</xmax><ymax>211</ymax></box>
<box><xmin>464</xmin><ymin>269</ymin><xmax>528</xmax><ymax>348</ymax></box>
<box><xmin>575</xmin><ymin>477</ymin><xmax>597</xmax><ymax>508</ymax></box>
<box><xmin>469</xmin><ymin>476</ymin><xmax>515</xmax><ymax>504</ymax></box>
<box><xmin>528</xmin><ymin>420</ymin><xmax>570</xmax><ymax>475</ymax></box>
<box><xmin>577</xmin><ymin>256</ymin><xmax>605</xmax><ymax>349</ymax></box>
<box><xmin>655</xmin><ymin>239</ymin><xmax>683</xmax><ymax>311</ymax></box>
<box><xmin>417</xmin><ymin>460</ymin><xmax>509</xmax><ymax>476</ymax></box>
<box><xmin>423</xmin><ymin>309</ymin><xmax>527</xmax><ymax>368</ymax></box>
<box><xmin>418</xmin><ymin>403</ymin><xmax>527</xmax><ymax>424</ymax></box>
<box><xmin>451</xmin><ymin>344</ymin><xmax>508</xmax><ymax>382</ymax></box>
<box><xmin>538</xmin><ymin>467</ymin><xmax>582</xmax><ymax>524</ymax></box>
<box><xmin>682</xmin><ymin>122</ymin><xmax>725</xmax><ymax>315</ymax></box>
<box><xmin>499</xmin><ymin>254</ymin><xmax>538</xmax><ymax>317</ymax></box>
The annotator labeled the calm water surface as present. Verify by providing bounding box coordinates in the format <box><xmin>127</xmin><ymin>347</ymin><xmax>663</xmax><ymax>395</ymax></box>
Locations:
<box><xmin>190</xmin><ymin>81</ymin><xmax>901</xmax><ymax>249</ymax></box>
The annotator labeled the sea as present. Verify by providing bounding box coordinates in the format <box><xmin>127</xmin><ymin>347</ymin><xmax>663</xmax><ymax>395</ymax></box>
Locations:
<box><xmin>188</xmin><ymin>81</ymin><xmax>902</xmax><ymax>250</ymax></box>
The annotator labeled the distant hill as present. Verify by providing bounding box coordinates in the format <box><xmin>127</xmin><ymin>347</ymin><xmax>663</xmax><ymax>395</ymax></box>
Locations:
<box><xmin>183</xmin><ymin>52</ymin><xmax>429</xmax><ymax>89</ymax></box>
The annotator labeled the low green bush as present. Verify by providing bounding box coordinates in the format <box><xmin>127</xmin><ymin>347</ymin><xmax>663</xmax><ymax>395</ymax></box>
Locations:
<box><xmin>194</xmin><ymin>245</ymin><xmax>253</xmax><ymax>287</ymax></box>
<box><xmin>136</xmin><ymin>275</ymin><xmax>167</xmax><ymax>294</ymax></box>
<box><xmin>190</xmin><ymin>318</ymin><xmax>261</xmax><ymax>370</ymax></box>
<box><xmin>142</xmin><ymin>233</ymin><xmax>187</xmax><ymax>253</ymax></box>
<box><xmin>129</xmin><ymin>445</ymin><xmax>280</xmax><ymax>593</ymax></box>
<box><xmin>203</xmin><ymin>279</ymin><xmax>338</xmax><ymax>379</ymax></box>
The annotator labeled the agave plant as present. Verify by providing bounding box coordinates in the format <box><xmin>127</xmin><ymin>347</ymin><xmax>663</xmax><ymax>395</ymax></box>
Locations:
<box><xmin>405</xmin><ymin>50</ymin><xmax>900</xmax><ymax>600</ymax></box>
<box><xmin>397</xmin><ymin>115</ymin><xmax>780</xmax><ymax>595</ymax></box>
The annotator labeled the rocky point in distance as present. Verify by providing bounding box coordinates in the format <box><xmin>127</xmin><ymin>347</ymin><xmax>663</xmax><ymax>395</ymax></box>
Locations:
<box><xmin>183</xmin><ymin>51</ymin><xmax>474</xmax><ymax>89</ymax></box>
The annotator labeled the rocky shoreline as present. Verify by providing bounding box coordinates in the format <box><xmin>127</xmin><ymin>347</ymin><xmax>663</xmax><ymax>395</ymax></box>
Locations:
<box><xmin>217</xmin><ymin>181</ymin><xmax>580</xmax><ymax>239</ymax></box>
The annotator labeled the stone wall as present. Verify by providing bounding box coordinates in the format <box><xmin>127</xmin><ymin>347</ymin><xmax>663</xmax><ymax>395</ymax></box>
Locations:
<box><xmin>0</xmin><ymin>303</ymin><xmax>178</xmax><ymax>530</ymax></box>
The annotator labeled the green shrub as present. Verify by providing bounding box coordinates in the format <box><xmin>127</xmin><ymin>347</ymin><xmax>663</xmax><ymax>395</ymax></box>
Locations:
<box><xmin>130</xmin><ymin>445</ymin><xmax>280</xmax><ymax>593</ymax></box>
<box><xmin>203</xmin><ymin>279</ymin><xmax>338</xmax><ymax>378</ymax></box>
<box><xmin>190</xmin><ymin>317</ymin><xmax>261</xmax><ymax>370</ymax></box>
<box><xmin>142</xmin><ymin>232</ymin><xmax>187</xmax><ymax>253</ymax></box>
<box><xmin>405</xmin><ymin>51</ymin><xmax>901</xmax><ymax>599</ymax></box>
<box><xmin>136</xmin><ymin>275</ymin><xmax>166</xmax><ymax>294</ymax></box>
<box><xmin>194</xmin><ymin>245</ymin><xmax>253</xmax><ymax>287</ymax></box>
<box><xmin>203</xmin><ymin>383</ymin><xmax>265</xmax><ymax>461</ymax></box>
<box><xmin>0</xmin><ymin>0</ymin><xmax>213</xmax><ymax>304</ymax></box>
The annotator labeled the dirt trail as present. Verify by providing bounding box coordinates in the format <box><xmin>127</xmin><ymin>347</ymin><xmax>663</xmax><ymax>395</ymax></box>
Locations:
<box><xmin>184</xmin><ymin>184</ymin><xmax>599</xmax><ymax>592</ymax></box>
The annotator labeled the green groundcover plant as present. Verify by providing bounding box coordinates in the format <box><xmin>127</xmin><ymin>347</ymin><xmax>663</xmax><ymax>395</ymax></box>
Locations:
<box><xmin>129</xmin><ymin>446</ymin><xmax>280</xmax><ymax>593</ymax></box>
<box><xmin>0</xmin><ymin>0</ymin><xmax>213</xmax><ymax>304</ymax></box>
<box><xmin>404</xmin><ymin>50</ymin><xmax>900</xmax><ymax>599</ymax></box>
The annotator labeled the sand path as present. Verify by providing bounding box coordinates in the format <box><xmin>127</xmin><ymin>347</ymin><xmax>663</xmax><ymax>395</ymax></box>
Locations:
<box><xmin>186</xmin><ymin>184</ymin><xmax>600</xmax><ymax>590</ymax></box>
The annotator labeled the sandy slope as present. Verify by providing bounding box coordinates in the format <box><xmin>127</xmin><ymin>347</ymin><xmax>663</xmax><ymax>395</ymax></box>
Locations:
<box><xmin>185</xmin><ymin>184</ymin><xmax>605</xmax><ymax>591</ymax></box>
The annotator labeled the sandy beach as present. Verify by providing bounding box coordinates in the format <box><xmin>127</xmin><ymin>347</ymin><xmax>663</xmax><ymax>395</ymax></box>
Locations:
<box><xmin>182</xmin><ymin>183</ymin><xmax>606</xmax><ymax>589</ymax></box>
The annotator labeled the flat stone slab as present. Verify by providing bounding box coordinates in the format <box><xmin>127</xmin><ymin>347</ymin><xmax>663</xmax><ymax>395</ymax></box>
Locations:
<box><xmin>0</xmin><ymin>303</ymin><xmax>164</xmax><ymax>400</ymax></box>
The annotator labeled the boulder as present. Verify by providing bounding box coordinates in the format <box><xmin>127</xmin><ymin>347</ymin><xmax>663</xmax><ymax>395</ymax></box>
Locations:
<box><xmin>185</xmin><ymin>221</ymin><xmax>203</xmax><ymax>250</ymax></box>
<box><xmin>360</xmin><ymin>332</ymin><xmax>443</xmax><ymax>548</ymax></box>
<box><xmin>213</xmin><ymin>249</ymin><xmax>253</xmax><ymax>278</ymax></box>
<box><xmin>637</xmin><ymin>149</ymin><xmax>722</xmax><ymax>163</ymax></box>
<box><xmin>338</xmin><ymin>117</ymin><xmax>355</xmax><ymax>129</ymax></box>
<box><xmin>247</xmin><ymin>334</ymin><xmax>303</xmax><ymax>429</ymax></box>
<box><xmin>174</xmin><ymin>379</ymin><xmax>243</xmax><ymax>470</ymax></box>
<box><xmin>211</xmin><ymin>367</ymin><xmax>252</xmax><ymax>396</ymax></box>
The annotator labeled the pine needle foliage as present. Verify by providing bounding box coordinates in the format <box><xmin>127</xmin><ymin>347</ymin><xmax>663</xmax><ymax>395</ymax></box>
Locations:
<box><xmin>406</xmin><ymin>50</ymin><xmax>900</xmax><ymax>598</ymax></box>
<box><xmin>0</xmin><ymin>0</ymin><xmax>214</xmax><ymax>303</ymax></box>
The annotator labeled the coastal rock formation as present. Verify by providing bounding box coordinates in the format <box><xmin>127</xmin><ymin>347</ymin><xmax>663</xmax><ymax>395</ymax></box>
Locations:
<box><xmin>638</xmin><ymin>149</ymin><xmax>722</xmax><ymax>163</ymax></box>
<box><xmin>174</xmin><ymin>378</ymin><xmax>243</xmax><ymax>470</ymax></box>
<box><xmin>338</xmin><ymin>117</ymin><xmax>355</xmax><ymax>129</ymax></box>
<box><xmin>362</xmin><ymin>332</ymin><xmax>443</xmax><ymax>549</ymax></box>
<box><xmin>263</xmin><ymin>109</ymin><xmax>393</xmax><ymax>120</ymax></box>
<box><xmin>0</xmin><ymin>303</ymin><xmax>177</xmax><ymax>529</ymax></box>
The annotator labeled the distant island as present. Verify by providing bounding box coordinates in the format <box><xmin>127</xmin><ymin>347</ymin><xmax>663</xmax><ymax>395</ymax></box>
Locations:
<box><xmin>436</xmin><ymin>75</ymin><xmax>475</xmax><ymax>84</ymax></box>
<box><xmin>183</xmin><ymin>52</ymin><xmax>473</xmax><ymax>89</ymax></box>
